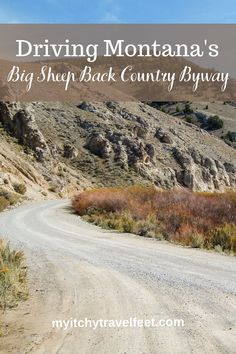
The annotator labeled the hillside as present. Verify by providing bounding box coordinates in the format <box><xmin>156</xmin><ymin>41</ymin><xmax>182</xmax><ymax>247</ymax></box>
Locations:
<box><xmin>0</xmin><ymin>101</ymin><xmax>236</xmax><ymax>202</ymax></box>
<box><xmin>150</xmin><ymin>101</ymin><xmax>236</xmax><ymax>148</ymax></box>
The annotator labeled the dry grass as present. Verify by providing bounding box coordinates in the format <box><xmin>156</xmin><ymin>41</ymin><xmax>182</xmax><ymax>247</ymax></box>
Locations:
<box><xmin>0</xmin><ymin>197</ymin><xmax>9</xmax><ymax>212</ymax></box>
<box><xmin>0</xmin><ymin>240</ymin><xmax>28</xmax><ymax>311</ymax></box>
<box><xmin>73</xmin><ymin>186</ymin><xmax>236</xmax><ymax>254</ymax></box>
<box><xmin>0</xmin><ymin>189</ymin><xmax>21</xmax><ymax>212</ymax></box>
<box><xmin>13</xmin><ymin>183</ymin><xmax>27</xmax><ymax>195</ymax></box>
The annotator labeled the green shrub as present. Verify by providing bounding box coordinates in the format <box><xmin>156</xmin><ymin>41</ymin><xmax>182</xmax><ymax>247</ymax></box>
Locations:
<box><xmin>183</xmin><ymin>103</ymin><xmax>193</xmax><ymax>114</ymax></box>
<box><xmin>185</xmin><ymin>115</ymin><xmax>194</xmax><ymax>124</ymax></box>
<box><xmin>0</xmin><ymin>189</ymin><xmax>20</xmax><ymax>206</ymax></box>
<box><xmin>225</xmin><ymin>131</ymin><xmax>235</xmax><ymax>142</ymax></box>
<box><xmin>209</xmin><ymin>224</ymin><xmax>236</xmax><ymax>253</ymax></box>
<box><xmin>207</xmin><ymin>115</ymin><xmax>224</xmax><ymax>130</ymax></box>
<box><xmin>13</xmin><ymin>183</ymin><xmax>27</xmax><ymax>195</ymax></box>
<box><xmin>0</xmin><ymin>197</ymin><xmax>9</xmax><ymax>212</ymax></box>
<box><xmin>48</xmin><ymin>183</ymin><xmax>61</xmax><ymax>193</ymax></box>
<box><xmin>190</xmin><ymin>233</ymin><xmax>205</xmax><ymax>248</ymax></box>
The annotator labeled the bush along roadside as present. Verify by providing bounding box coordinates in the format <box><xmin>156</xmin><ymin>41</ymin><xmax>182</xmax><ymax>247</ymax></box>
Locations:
<box><xmin>0</xmin><ymin>240</ymin><xmax>28</xmax><ymax>312</ymax></box>
<box><xmin>0</xmin><ymin>186</ymin><xmax>26</xmax><ymax>212</ymax></box>
<box><xmin>72</xmin><ymin>186</ymin><xmax>236</xmax><ymax>255</ymax></box>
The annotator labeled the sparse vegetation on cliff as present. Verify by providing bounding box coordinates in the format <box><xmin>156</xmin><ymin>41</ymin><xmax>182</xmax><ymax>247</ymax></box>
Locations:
<box><xmin>0</xmin><ymin>189</ymin><xmax>21</xmax><ymax>212</ymax></box>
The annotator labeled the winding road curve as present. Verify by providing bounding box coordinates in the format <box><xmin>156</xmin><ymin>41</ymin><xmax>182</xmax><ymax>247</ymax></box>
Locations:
<box><xmin>0</xmin><ymin>200</ymin><xmax>236</xmax><ymax>353</ymax></box>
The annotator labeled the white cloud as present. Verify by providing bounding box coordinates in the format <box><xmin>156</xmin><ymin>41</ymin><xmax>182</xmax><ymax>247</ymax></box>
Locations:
<box><xmin>100</xmin><ymin>11</ymin><xmax>121</xmax><ymax>23</ymax></box>
<box><xmin>100</xmin><ymin>0</ymin><xmax>122</xmax><ymax>23</ymax></box>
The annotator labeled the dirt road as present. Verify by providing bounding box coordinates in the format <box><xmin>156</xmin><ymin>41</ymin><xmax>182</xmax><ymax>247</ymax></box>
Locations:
<box><xmin>0</xmin><ymin>200</ymin><xmax>235</xmax><ymax>353</ymax></box>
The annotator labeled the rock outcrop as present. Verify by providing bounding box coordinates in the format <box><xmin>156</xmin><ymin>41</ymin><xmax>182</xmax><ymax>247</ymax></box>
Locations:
<box><xmin>0</xmin><ymin>100</ymin><xmax>236</xmax><ymax>194</ymax></box>
<box><xmin>13</xmin><ymin>110</ymin><xmax>50</xmax><ymax>161</ymax></box>
<box><xmin>86</xmin><ymin>133</ymin><xmax>112</xmax><ymax>158</ymax></box>
<box><xmin>155</xmin><ymin>128</ymin><xmax>173</xmax><ymax>144</ymax></box>
<box><xmin>63</xmin><ymin>144</ymin><xmax>78</xmax><ymax>159</ymax></box>
<box><xmin>0</xmin><ymin>103</ymin><xmax>49</xmax><ymax>161</ymax></box>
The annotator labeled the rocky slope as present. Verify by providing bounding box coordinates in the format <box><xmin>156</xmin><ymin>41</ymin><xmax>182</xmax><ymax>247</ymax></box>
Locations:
<box><xmin>0</xmin><ymin>100</ymin><xmax>236</xmax><ymax>200</ymax></box>
<box><xmin>150</xmin><ymin>101</ymin><xmax>236</xmax><ymax>148</ymax></box>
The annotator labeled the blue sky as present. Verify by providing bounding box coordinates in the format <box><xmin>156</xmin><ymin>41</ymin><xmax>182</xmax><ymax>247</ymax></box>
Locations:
<box><xmin>0</xmin><ymin>0</ymin><xmax>236</xmax><ymax>23</ymax></box>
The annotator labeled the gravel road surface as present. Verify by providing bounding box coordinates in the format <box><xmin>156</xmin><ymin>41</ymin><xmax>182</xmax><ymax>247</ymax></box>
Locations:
<box><xmin>0</xmin><ymin>200</ymin><xmax>235</xmax><ymax>353</ymax></box>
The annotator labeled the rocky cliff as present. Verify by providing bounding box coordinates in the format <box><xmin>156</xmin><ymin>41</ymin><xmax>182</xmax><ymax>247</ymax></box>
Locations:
<box><xmin>0</xmin><ymin>100</ymin><xmax>236</xmax><ymax>200</ymax></box>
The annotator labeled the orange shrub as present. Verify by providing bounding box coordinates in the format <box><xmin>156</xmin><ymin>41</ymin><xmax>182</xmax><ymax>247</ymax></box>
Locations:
<box><xmin>72</xmin><ymin>186</ymin><xmax>236</xmax><ymax>253</ymax></box>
